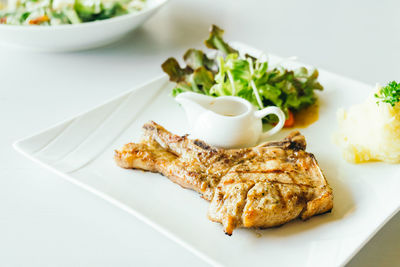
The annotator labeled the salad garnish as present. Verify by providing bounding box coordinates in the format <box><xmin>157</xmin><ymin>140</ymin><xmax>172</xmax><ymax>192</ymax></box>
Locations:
<box><xmin>0</xmin><ymin>0</ymin><xmax>146</xmax><ymax>25</ymax></box>
<box><xmin>375</xmin><ymin>81</ymin><xmax>400</xmax><ymax>107</ymax></box>
<box><xmin>162</xmin><ymin>25</ymin><xmax>323</xmax><ymax>125</ymax></box>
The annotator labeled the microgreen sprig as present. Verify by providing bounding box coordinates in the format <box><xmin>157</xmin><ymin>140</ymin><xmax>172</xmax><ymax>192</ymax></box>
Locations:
<box><xmin>375</xmin><ymin>81</ymin><xmax>400</xmax><ymax>107</ymax></box>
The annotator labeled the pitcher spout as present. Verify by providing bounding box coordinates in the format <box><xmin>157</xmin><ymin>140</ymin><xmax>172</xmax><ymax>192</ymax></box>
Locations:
<box><xmin>175</xmin><ymin>92</ymin><xmax>214</xmax><ymax>126</ymax></box>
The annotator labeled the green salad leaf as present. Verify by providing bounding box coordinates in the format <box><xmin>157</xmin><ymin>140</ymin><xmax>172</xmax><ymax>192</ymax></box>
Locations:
<box><xmin>162</xmin><ymin>25</ymin><xmax>324</xmax><ymax>124</ymax></box>
<box><xmin>375</xmin><ymin>81</ymin><xmax>400</xmax><ymax>107</ymax></box>
<box><xmin>205</xmin><ymin>25</ymin><xmax>238</xmax><ymax>55</ymax></box>
<box><xmin>183</xmin><ymin>49</ymin><xmax>216</xmax><ymax>71</ymax></box>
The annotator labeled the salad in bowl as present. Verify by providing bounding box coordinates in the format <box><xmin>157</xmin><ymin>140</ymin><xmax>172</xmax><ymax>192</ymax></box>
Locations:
<box><xmin>0</xmin><ymin>0</ymin><xmax>167</xmax><ymax>51</ymax></box>
<box><xmin>0</xmin><ymin>0</ymin><xmax>146</xmax><ymax>25</ymax></box>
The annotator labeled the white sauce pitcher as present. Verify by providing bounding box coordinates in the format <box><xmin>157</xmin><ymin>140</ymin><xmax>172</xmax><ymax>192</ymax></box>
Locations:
<box><xmin>175</xmin><ymin>92</ymin><xmax>286</xmax><ymax>148</ymax></box>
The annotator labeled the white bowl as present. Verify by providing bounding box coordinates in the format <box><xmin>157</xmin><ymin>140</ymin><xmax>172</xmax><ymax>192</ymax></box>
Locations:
<box><xmin>0</xmin><ymin>0</ymin><xmax>168</xmax><ymax>52</ymax></box>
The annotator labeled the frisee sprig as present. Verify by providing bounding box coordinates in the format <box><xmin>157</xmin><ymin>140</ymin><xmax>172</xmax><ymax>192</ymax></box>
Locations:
<box><xmin>375</xmin><ymin>81</ymin><xmax>400</xmax><ymax>107</ymax></box>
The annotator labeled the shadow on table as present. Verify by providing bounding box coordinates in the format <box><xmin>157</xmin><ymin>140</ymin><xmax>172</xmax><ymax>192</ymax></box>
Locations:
<box><xmin>347</xmin><ymin>210</ymin><xmax>400</xmax><ymax>267</ymax></box>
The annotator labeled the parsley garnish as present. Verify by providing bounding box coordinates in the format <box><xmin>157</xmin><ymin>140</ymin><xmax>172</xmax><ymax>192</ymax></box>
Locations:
<box><xmin>375</xmin><ymin>81</ymin><xmax>400</xmax><ymax>107</ymax></box>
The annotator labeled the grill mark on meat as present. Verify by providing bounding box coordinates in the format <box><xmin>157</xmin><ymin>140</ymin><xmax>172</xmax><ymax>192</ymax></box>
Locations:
<box><xmin>232</xmin><ymin>169</ymin><xmax>313</xmax><ymax>188</ymax></box>
<box><xmin>286</xmin><ymin>167</ymin><xmax>297</xmax><ymax>185</ymax></box>
<box><xmin>202</xmin><ymin>152</ymin><xmax>261</xmax><ymax>189</ymax></box>
<box><xmin>233</xmin><ymin>182</ymin><xmax>256</xmax><ymax>236</ymax></box>
<box><xmin>262</xmin><ymin>141</ymin><xmax>289</xmax><ymax>148</ymax></box>
<box><xmin>193</xmin><ymin>139</ymin><xmax>218</xmax><ymax>153</ymax></box>
<box><xmin>234</xmin><ymin>170</ymin><xmax>315</xmax><ymax>188</ymax></box>
<box><xmin>288</xmin><ymin>141</ymin><xmax>305</xmax><ymax>151</ymax></box>
<box><xmin>260</xmin><ymin>131</ymin><xmax>306</xmax><ymax>151</ymax></box>
<box><xmin>263</xmin><ymin>141</ymin><xmax>305</xmax><ymax>151</ymax></box>
<box><xmin>266</xmin><ymin>180</ymin><xmax>315</xmax><ymax>188</ymax></box>
<box><xmin>142</xmin><ymin>122</ymin><xmax>156</xmax><ymax>132</ymax></box>
<box><xmin>274</xmin><ymin>183</ymin><xmax>286</xmax><ymax>208</ymax></box>
<box><xmin>236</xmin><ymin>171</ymin><xmax>316</xmax><ymax>188</ymax></box>
<box><xmin>234</xmin><ymin>169</ymin><xmax>285</xmax><ymax>174</ymax></box>
<box><xmin>169</xmin><ymin>134</ymin><xmax>187</xmax><ymax>143</ymax></box>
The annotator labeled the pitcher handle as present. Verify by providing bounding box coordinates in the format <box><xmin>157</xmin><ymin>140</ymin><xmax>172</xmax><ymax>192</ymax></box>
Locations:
<box><xmin>254</xmin><ymin>106</ymin><xmax>286</xmax><ymax>140</ymax></box>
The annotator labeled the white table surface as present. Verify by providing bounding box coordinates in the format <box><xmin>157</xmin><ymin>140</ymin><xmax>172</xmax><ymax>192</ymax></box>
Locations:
<box><xmin>1</xmin><ymin>0</ymin><xmax>399</xmax><ymax>266</ymax></box>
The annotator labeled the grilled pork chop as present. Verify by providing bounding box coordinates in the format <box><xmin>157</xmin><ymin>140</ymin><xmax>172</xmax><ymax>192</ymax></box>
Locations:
<box><xmin>115</xmin><ymin>121</ymin><xmax>333</xmax><ymax>235</ymax></box>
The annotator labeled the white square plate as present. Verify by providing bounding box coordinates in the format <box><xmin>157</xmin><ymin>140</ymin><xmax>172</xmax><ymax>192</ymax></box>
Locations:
<box><xmin>14</xmin><ymin>43</ymin><xmax>400</xmax><ymax>267</ymax></box>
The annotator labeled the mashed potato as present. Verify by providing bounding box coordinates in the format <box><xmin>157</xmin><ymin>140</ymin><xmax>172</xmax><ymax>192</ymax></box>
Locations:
<box><xmin>335</xmin><ymin>87</ymin><xmax>400</xmax><ymax>163</ymax></box>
